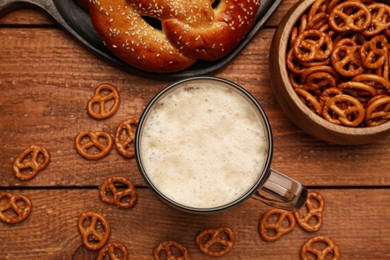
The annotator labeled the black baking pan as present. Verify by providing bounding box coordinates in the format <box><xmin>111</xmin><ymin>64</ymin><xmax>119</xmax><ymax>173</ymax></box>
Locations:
<box><xmin>0</xmin><ymin>0</ymin><xmax>282</xmax><ymax>80</ymax></box>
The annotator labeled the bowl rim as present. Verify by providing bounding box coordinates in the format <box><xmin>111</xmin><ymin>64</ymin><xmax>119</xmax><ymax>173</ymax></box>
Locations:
<box><xmin>278</xmin><ymin>0</ymin><xmax>390</xmax><ymax>136</ymax></box>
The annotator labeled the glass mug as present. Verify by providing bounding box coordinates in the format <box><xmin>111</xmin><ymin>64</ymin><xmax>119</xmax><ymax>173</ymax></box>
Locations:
<box><xmin>135</xmin><ymin>77</ymin><xmax>307</xmax><ymax>214</ymax></box>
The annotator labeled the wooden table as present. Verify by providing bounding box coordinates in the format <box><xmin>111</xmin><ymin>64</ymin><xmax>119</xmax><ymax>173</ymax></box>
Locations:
<box><xmin>0</xmin><ymin>1</ymin><xmax>389</xmax><ymax>259</ymax></box>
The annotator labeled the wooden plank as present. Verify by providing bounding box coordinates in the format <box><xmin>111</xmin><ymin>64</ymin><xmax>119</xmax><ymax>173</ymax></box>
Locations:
<box><xmin>0</xmin><ymin>188</ymin><xmax>389</xmax><ymax>259</ymax></box>
<box><xmin>0</xmin><ymin>9</ymin><xmax>53</xmax><ymax>25</ymax></box>
<box><xmin>0</xmin><ymin>28</ymin><xmax>389</xmax><ymax>187</ymax></box>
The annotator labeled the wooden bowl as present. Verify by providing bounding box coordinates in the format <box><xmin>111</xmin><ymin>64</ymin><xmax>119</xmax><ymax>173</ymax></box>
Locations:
<box><xmin>269</xmin><ymin>0</ymin><xmax>390</xmax><ymax>145</ymax></box>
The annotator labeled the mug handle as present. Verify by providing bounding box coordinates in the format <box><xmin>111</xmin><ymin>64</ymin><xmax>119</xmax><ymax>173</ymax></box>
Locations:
<box><xmin>253</xmin><ymin>169</ymin><xmax>307</xmax><ymax>210</ymax></box>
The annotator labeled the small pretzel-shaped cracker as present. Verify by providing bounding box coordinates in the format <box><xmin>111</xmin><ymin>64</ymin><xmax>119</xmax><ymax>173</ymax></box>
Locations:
<box><xmin>114</xmin><ymin>118</ymin><xmax>139</xmax><ymax>158</ymax></box>
<box><xmin>77</xmin><ymin>211</ymin><xmax>110</xmax><ymax>251</ymax></box>
<box><xmin>99</xmin><ymin>177</ymin><xmax>137</xmax><ymax>209</ymax></box>
<box><xmin>320</xmin><ymin>87</ymin><xmax>343</xmax><ymax>107</ymax></box>
<box><xmin>153</xmin><ymin>241</ymin><xmax>191</xmax><ymax>260</ymax></box>
<box><xmin>360</xmin><ymin>35</ymin><xmax>388</xmax><ymax>69</ymax></box>
<box><xmin>196</xmin><ymin>227</ymin><xmax>235</xmax><ymax>257</ymax></box>
<box><xmin>294</xmin><ymin>191</ymin><xmax>325</xmax><ymax>232</ymax></box>
<box><xmin>287</xmin><ymin>49</ymin><xmax>306</xmax><ymax>75</ymax></box>
<box><xmin>323</xmin><ymin>94</ymin><xmax>365</xmax><ymax>126</ymax></box>
<box><xmin>259</xmin><ymin>209</ymin><xmax>296</xmax><ymax>242</ymax></box>
<box><xmin>338</xmin><ymin>81</ymin><xmax>378</xmax><ymax>98</ymax></box>
<box><xmin>97</xmin><ymin>242</ymin><xmax>128</xmax><ymax>260</ymax></box>
<box><xmin>0</xmin><ymin>192</ymin><xmax>32</xmax><ymax>224</ymax></box>
<box><xmin>13</xmin><ymin>145</ymin><xmax>50</xmax><ymax>181</ymax></box>
<box><xmin>308</xmin><ymin>0</ymin><xmax>328</xmax><ymax>21</ymax></box>
<box><xmin>295</xmin><ymin>88</ymin><xmax>323</xmax><ymax>115</ymax></box>
<box><xmin>327</xmin><ymin>0</ymin><xmax>342</xmax><ymax>14</ymax></box>
<box><xmin>305</xmin><ymin>72</ymin><xmax>337</xmax><ymax>92</ymax></box>
<box><xmin>363</xmin><ymin>3</ymin><xmax>390</xmax><ymax>37</ymax></box>
<box><xmin>301</xmin><ymin>66</ymin><xmax>339</xmax><ymax>83</ymax></box>
<box><xmin>331</xmin><ymin>45</ymin><xmax>364</xmax><ymax>77</ymax></box>
<box><xmin>75</xmin><ymin>131</ymin><xmax>113</xmax><ymax>160</ymax></box>
<box><xmin>328</xmin><ymin>2</ymin><xmax>372</xmax><ymax>33</ymax></box>
<box><xmin>301</xmin><ymin>236</ymin><xmax>341</xmax><ymax>260</ymax></box>
<box><xmin>307</xmin><ymin>13</ymin><xmax>329</xmax><ymax>30</ymax></box>
<box><xmin>352</xmin><ymin>73</ymin><xmax>390</xmax><ymax>91</ymax></box>
<box><xmin>294</xmin><ymin>30</ymin><xmax>333</xmax><ymax>63</ymax></box>
<box><xmin>334</xmin><ymin>32</ymin><xmax>367</xmax><ymax>48</ymax></box>
<box><xmin>87</xmin><ymin>83</ymin><xmax>120</xmax><ymax>120</ymax></box>
<box><xmin>365</xmin><ymin>95</ymin><xmax>390</xmax><ymax>126</ymax></box>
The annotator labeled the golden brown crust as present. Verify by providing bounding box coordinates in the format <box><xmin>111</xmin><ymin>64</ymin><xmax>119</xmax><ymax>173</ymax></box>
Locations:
<box><xmin>293</xmin><ymin>191</ymin><xmax>325</xmax><ymax>232</ymax></box>
<box><xmin>13</xmin><ymin>145</ymin><xmax>50</xmax><ymax>181</ymax></box>
<box><xmin>163</xmin><ymin>0</ymin><xmax>261</xmax><ymax>61</ymax></box>
<box><xmin>0</xmin><ymin>193</ymin><xmax>32</xmax><ymax>224</ymax></box>
<box><xmin>87</xmin><ymin>0</ymin><xmax>196</xmax><ymax>73</ymax></box>
<box><xmin>86</xmin><ymin>0</ymin><xmax>260</xmax><ymax>72</ymax></box>
<box><xmin>97</xmin><ymin>242</ymin><xmax>128</xmax><ymax>260</ymax></box>
<box><xmin>74</xmin><ymin>130</ymin><xmax>113</xmax><ymax>160</ymax></box>
<box><xmin>77</xmin><ymin>211</ymin><xmax>111</xmax><ymax>251</ymax></box>
<box><xmin>114</xmin><ymin>118</ymin><xmax>138</xmax><ymax>158</ymax></box>
<box><xmin>259</xmin><ymin>208</ymin><xmax>296</xmax><ymax>242</ymax></box>
<box><xmin>99</xmin><ymin>176</ymin><xmax>137</xmax><ymax>209</ymax></box>
<box><xmin>153</xmin><ymin>240</ymin><xmax>191</xmax><ymax>260</ymax></box>
<box><xmin>196</xmin><ymin>226</ymin><xmax>235</xmax><ymax>257</ymax></box>
<box><xmin>301</xmin><ymin>236</ymin><xmax>341</xmax><ymax>260</ymax></box>
<box><xmin>87</xmin><ymin>83</ymin><xmax>120</xmax><ymax>120</ymax></box>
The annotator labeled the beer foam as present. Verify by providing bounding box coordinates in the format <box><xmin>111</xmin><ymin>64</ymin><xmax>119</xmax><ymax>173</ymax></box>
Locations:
<box><xmin>139</xmin><ymin>82</ymin><xmax>268</xmax><ymax>209</ymax></box>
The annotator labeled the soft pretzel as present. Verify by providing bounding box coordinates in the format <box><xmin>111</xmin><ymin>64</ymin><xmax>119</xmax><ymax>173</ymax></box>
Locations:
<box><xmin>87</xmin><ymin>0</ymin><xmax>260</xmax><ymax>73</ymax></box>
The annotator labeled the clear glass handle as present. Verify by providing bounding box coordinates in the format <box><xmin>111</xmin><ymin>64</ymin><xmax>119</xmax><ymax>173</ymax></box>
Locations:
<box><xmin>254</xmin><ymin>169</ymin><xmax>307</xmax><ymax>210</ymax></box>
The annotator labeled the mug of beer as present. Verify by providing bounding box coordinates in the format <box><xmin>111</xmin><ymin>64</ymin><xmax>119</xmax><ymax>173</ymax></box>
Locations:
<box><xmin>135</xmin><ymin>77</ymin><xmax>307</xmax><ymax>213</ymax></box>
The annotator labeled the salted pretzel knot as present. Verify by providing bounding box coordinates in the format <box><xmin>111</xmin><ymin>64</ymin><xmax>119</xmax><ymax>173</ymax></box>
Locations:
<box><xmin>365</xmin><ymin>95</ymin><xmax>390</xmax><ymax>126</ymax></box>
<box><xmin>360</xmin><ymin>35</ymin><xmax>388</xmax><ymax>70</ymax></box>
<box><xmin>259</xmin><ymin>208</ymin><xmax>296</xmax><ymax>242</ymax></box>
<box><xmin>153</xmin><ymin>241</ymin><xmax>191</xmax><ymax>260</ymax></box>
<box><xmin>13</xmin><ymin>145</ymin><xmax>50</xmax><ymax>181</ymax></box>
<box><xmin>323</xmin><ymin>94</ymin><xmax>365</xmax><ymax>126</ymax></box>
<box><xmin>87</xmin><ymin>0</ymin><xmax>260</xmax><ymax>73</ymax></box>
<box><xmin>294</xmin><ymin>191</ymin><xmax>324</xmax><ymax>232</ymax></box>
<box><xmin>87</xmin><ymin>83</ymin><xmax>120</xmax><ymax>120</ymax></box>
<box><xmin>196</xmin><ymin>227</ymin><xmax>235</xmax><ymax>257</ymax></box>
<box><xmin>114</xmin><ymin>118</ymin><xmax>139</xmax><ymax>158</ymax></box>
<box><xmin>75</xmin><ymin>130</ymin><xmax>113</xmax><ymax>160</ymax></box>
<box><xmin>331</xmin><ymin>45</ymin><xmax>364</xmax><ymax>77</ymax></box>
<box><xmin>352</xmin><ymin>74</ymin><xmax>390</xmax><ymax>91</ymax></box>
<box><xmin>99</xmin><ymin>177</ymin><xmax>137</xmax><ymax>209</ymax></box>
<box><xmin>363</xmin><ymin>3</ymin><xmax>390</xmax><ymax>37</ymax></box>
<box><xmin>329</xmin><ymin>2</ymin><xmax>372</xmax><ymax>33</ymax></box>
<box><xmin>293</xmin><ymin>29</ymin><xmax>333</xmax><ymax>63</ymax></box>
<box><xmin>319</xmin><ymin>87</ymin><xmax>343</xmax><ymax>107</ymax></box>
<box><xmin>0</xmin><ymin>192</ymin><xmax>32</xmax><ymax>224</ymax></box>
<box><xmin>77</xmin><ymin>211</ymin><xmax>111</xmax><ymax>251</ymax></box>
<box><xmin>295</xmin><ymin>88</ymin><xmax>323</xmax><ymax>115</ymax></box>
<box><xmin>97</xmin><ymin>242</ymin><xmax>128</xmax><ymax>260</ymax></box>
<box><xmin>301</xmin><ymin>236</ymin><xmax>341</xmax><ymax>260</ymax></box>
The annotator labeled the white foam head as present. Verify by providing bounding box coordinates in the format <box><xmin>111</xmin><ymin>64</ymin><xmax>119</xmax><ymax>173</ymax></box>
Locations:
<box><xmin>139</xmin><ymin>79</ymin><xmax>269</xmax><ymax>209</ymax></box>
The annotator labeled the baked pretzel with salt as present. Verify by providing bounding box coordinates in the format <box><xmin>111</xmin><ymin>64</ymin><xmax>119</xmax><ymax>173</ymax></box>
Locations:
<box><xmin>87</xmin><ymin>0</ymin><xmax>260</xmax><ymax>73</ymax></box>
<box><xmin>97</xmin><ymin>242</ymin><xmax>128</xmax><ymax>260</ymax></box>
<box><xmin>293</xmin><ymin>191</ymin><xmax>325</xmax><ymax>232</ymax></box>
<box><xmin>259</xmin><ymin>208</ymin><xmax>296</xmax><ymax>242</ymax></box>
<box><xmin>13</xmin><ymin>145</ymin><xmax>50</xmax><ymax>181</ymax></box>
<box><xmin>153</xmin><ymin>241</ymin><xmax>191</xmax><ymax>260</ymax></box>
<box><xmin>0</xmin><ymin>192</ymin><xmax>32</xmax><ymax>224</ymax></box>
<box><xmin>77</xmin><ymin>211</ymin><xmax>111</xmax><ymax>251</ymax></box>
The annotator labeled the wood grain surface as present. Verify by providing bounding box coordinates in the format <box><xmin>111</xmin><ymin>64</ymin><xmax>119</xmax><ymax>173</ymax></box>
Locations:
<box><xmin>0</xmin><ymin>0</ymin><xmax>389</xmax><ymax>259</ymax></box>
<box><xmin>0</xmin><ymin>189</ymin><xmax>389</xmax><ymax>259</ymax></box>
